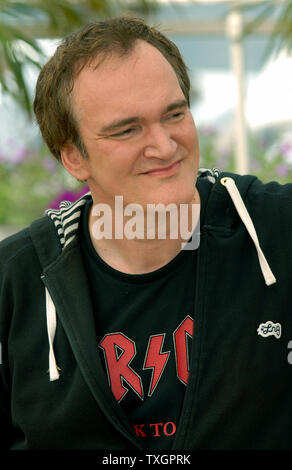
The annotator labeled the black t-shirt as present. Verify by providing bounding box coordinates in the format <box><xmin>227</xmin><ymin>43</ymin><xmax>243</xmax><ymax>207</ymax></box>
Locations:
<box><xmin>79</xmin><ymin>200</ymin><xmax>197</xmax><ymax>449</ymax></box>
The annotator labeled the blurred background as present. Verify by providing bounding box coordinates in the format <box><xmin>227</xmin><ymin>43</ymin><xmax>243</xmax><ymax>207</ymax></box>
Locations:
<box><xmin>0</xmin><ymin>0</ymin><xmax>292</xmax><ymax>238</ymax></box>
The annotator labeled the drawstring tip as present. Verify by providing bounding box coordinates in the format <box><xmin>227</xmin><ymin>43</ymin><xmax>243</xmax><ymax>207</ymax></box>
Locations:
<box><xmin>50</xmin><ymin>371</ymin><xmax>60</xmax><ymax>382</ymax></box>
<box><xmin>265</xmin><ymin>276</ymin><xmax>277</xmax><ymax>287</ymax></box>
<box><xmin>47</xmin><ymin>365</ymin><xmax>61</xmax><ymax>382</ymax></box>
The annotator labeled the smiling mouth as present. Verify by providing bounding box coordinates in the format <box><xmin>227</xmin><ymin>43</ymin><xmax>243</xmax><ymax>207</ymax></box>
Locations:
<box><xmin>142</xmin><ymin>160</ymin><xmax>182</xmax><ymax>176</ymax></box>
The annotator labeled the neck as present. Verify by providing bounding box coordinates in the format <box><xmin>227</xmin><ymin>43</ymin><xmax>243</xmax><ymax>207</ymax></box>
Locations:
<box><xmin>88</xmin><ymin>189</ymin><xmax>200</xmax><ymax>274</ymax></box>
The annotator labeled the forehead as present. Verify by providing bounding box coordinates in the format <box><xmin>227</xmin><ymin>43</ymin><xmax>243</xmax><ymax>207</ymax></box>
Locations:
<box><xmin>72</xmin><ymin>40</ymin><xmax>184</xmax><ymax>125</ymax></box>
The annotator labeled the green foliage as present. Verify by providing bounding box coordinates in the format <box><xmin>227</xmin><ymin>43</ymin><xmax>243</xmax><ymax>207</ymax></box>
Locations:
<box><xmin>242</xmin><ymin>0</ymin><xmax>292</xmax><ymax>58</ymax></box>
<box><xmin>198</xmin><ymin>124</ymin><xmax>292</xmax><ymax>184</ymax></box>
<box><xmin>0</xmin><ymin>0</ymin><xmax>158</xmax><ymax>116</ymax></box>
<box><xmin>0</xmin><ymin>141</ymin><xmax>85</xmax><ymax>225</ymax></box>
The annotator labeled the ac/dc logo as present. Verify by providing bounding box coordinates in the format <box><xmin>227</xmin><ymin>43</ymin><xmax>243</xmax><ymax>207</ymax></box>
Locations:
<box><xmin>99</xmin><ymin>315</ymin><xmax>193</xmax><ymax>402</ymax></box>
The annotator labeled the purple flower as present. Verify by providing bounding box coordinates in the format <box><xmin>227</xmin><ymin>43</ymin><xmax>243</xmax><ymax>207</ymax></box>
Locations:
<box><xmin>280</xmin><ymin>143</ymin><xmax>292</xmax><ymax>155</ymax></box>
<box><xmin>279</xmin><ymin>143</ymin><xmax>292</xmax><ymax>163</ymax></box>
<box><xmin>48</xmin><ymin>185</ymin><xmax>90</xmax><ymax>209</ymax></box>
<box><xmin>275</xmin><ymin>163</ymin><xmax>289</xmax><ymax>178</ymax></box>
<box><xmin>75</xmin><ymin>185</ymin><xmax>90</xmax><ymax>198</ymax></box>
<box><xmin>10</xmin><ymin>146</ymin><xmax>28</xmax><ymax>165</ymax></box>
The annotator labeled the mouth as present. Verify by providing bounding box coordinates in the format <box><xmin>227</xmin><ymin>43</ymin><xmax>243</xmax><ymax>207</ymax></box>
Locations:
<box><xmin>142</xmin><ymin>160</ymin><xmax>182</xmax><ymax>177</ymax></box>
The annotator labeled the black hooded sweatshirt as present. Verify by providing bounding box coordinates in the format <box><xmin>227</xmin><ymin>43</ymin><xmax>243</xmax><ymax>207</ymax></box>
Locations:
<box><xmin>1</xmin><ymin>169</ymin><xmax>292</xmax><ymax>450</ymax></box>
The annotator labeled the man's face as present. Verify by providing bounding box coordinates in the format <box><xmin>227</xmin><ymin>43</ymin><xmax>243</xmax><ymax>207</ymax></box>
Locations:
<box><xmin>66</xmin><ymin>40</ymin><xmax>200</xmax><ymax>208</ymax></box>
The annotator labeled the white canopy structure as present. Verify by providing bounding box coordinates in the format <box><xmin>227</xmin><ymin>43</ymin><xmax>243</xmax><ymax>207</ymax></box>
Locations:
<box><xmin>153</xmin><ymin>0</ymin><xmax>284</xmax><ymax>174</ymax></box>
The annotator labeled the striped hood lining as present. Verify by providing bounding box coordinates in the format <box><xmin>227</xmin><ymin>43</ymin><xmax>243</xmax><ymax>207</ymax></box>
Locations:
<box><xmin>46</xmin><ymin>192</ymin><xmax>92</xmax><ymax>249</ymax></box>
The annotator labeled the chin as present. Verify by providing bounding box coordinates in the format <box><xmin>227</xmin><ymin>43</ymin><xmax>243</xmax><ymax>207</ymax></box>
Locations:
<box><xmin>145</xmin><ymin>187</ymin><xmax>196</xmax><ymax>208</ymax></box>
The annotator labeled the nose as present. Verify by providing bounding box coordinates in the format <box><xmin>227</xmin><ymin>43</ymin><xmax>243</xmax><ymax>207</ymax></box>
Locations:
<box><xmin>143</xmin><ymin>124</ymin><xmax>178</xmax><ymax>160</ymax></box>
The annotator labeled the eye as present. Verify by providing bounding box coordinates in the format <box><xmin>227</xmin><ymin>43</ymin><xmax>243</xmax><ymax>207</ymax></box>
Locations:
<box><xmin>110</xmin><ymin>127</ymin><xmax>139</xmax><ymax>140</ymax></box>
<box><xmin>165</xmin><ymin>111</ymin><xmax>185</xmax><ymax>122</ymax></box>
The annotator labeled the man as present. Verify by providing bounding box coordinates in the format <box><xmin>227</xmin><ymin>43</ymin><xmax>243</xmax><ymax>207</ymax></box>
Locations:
<box><xmin>0</xmin><ymin>16</ymin><xmax>292</xmax><ymax>451</ymax></box>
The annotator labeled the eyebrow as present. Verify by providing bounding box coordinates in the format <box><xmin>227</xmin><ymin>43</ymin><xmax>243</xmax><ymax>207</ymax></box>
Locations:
<box><xmin>99</xmin><ymin>99</ymin><xmax>188</xmax><ymax>133</ymax></box>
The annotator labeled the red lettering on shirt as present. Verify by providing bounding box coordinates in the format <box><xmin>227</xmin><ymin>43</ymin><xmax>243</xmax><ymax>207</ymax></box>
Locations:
<box><xmin>133</xmin><ymin>424</ymin><xmax>147</xmax><ymax>437</ymax></box>
<box><xmin>99</xmin><ymin>332</ymin><xmax>143</xmax><ymax>402</ymax></box>
<box><xmin>133</xmin><ymin>421</ymin><xmax>177</xmax><ymax>438</ymax></box>
<box><xmin>149</xmin><ymin>422</ymin><xmax>163</xmax><ymax>437</ymax></box>
<box><xmin>99</xmin><ymin>315</ymin><xmax>194</xmax><ymax>400</ymax></box>
<box><xmin>143</xmin><ymin>334</ymin><xmax>170</xmax><ymax>396</ymax></box>
<box><xmin>163</xmin><ymin>421</ymin><xmax>176</xmax><ymax>436</ymax></box>
<box><xmin>173</xmin><ymin>316</ymin><xmax>194</xmax><ymax>385</ymax></box>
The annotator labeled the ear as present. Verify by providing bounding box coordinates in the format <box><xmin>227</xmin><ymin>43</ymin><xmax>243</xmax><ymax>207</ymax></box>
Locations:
<box><xmin>60</xmin><ymin>143</ymin><xmax>90</xmax><ymax>181</ymax></box>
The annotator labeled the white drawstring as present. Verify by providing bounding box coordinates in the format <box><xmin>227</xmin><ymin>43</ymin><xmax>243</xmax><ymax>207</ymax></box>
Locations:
<box><xmin>45</xmin><ymin>287</ymin><xmax>60</xmax><ymax>381</ymax></box>
<box><xmin>221</xmin><ymin>177</ymin><xmax>276</xmax><ymax>286</ymax></box>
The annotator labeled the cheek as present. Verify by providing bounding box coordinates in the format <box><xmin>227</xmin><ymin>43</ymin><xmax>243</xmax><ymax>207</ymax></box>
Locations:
<box><xmin>180</xmin><ymin>127</ymin><xmax>199</xmax><ymax>158</ymax></box>
<box><xmin>101</xmin><ymin>141</ymin><xmax>141</xmax><ymax>173</ymax></box>
<box><xmin>179</xmin><ymin>114</ymin><xmax>199</xmax><ymax>148</ymax></box>
<box><xmin>87</xmin><ymin>142</ymin><xmax>139</xmax><ymax>182</ymax></box>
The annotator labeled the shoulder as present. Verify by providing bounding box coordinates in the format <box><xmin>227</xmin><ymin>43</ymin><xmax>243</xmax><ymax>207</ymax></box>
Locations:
<box><xmin>246</xmin><ymin>179</ymin><xmax>292</xmax><ymax>245</ymax></box>
<box><xmin>244</xmin><ymin>174</ymin><xmax>292</xmax><ymax>198</ymax></box>
<box><xmin>243</xmin><ymin>175</ymin><xmax>292</xmax><ymax>216</ymax></box>
<box><xmin>0</xmin><ymin>216</ymin><xmax>55</xmax><ymax>272</ymax></box>
<box><xmin>211</xmin><ymin>170</ymin><xmax>292</xmax><ymax>205</ymax></box>
<box><xmin>0</xmin><ymin>226</ymin><xmax>33</xmax><ymax>268</ymax></box>
<box><xmin>203</xmin><ymin>170</ymin><xmax>292</xmax><ymax>229</ymax></box>
<box><xmin>216</xmin><ymin>172</ymin><xmax>292</xmax><ymax>246</ymax></box>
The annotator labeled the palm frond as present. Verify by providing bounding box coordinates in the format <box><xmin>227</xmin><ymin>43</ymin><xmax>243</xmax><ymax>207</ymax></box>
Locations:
<box><xmin>242</xmin><ymin>0</ymin><xmax>292</xmax><ymax>58</ymax></box>
<box><xmin>0</xmin><ymin>0</ymin><xmax>159</xmax><ymax>117</ymax></box>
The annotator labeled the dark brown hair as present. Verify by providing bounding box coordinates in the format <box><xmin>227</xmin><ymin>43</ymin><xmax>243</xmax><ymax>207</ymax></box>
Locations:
<box><xmin>33</xmin><ymin>16</ymin><xmax>190</xmax><ymax>161</ymax></box>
